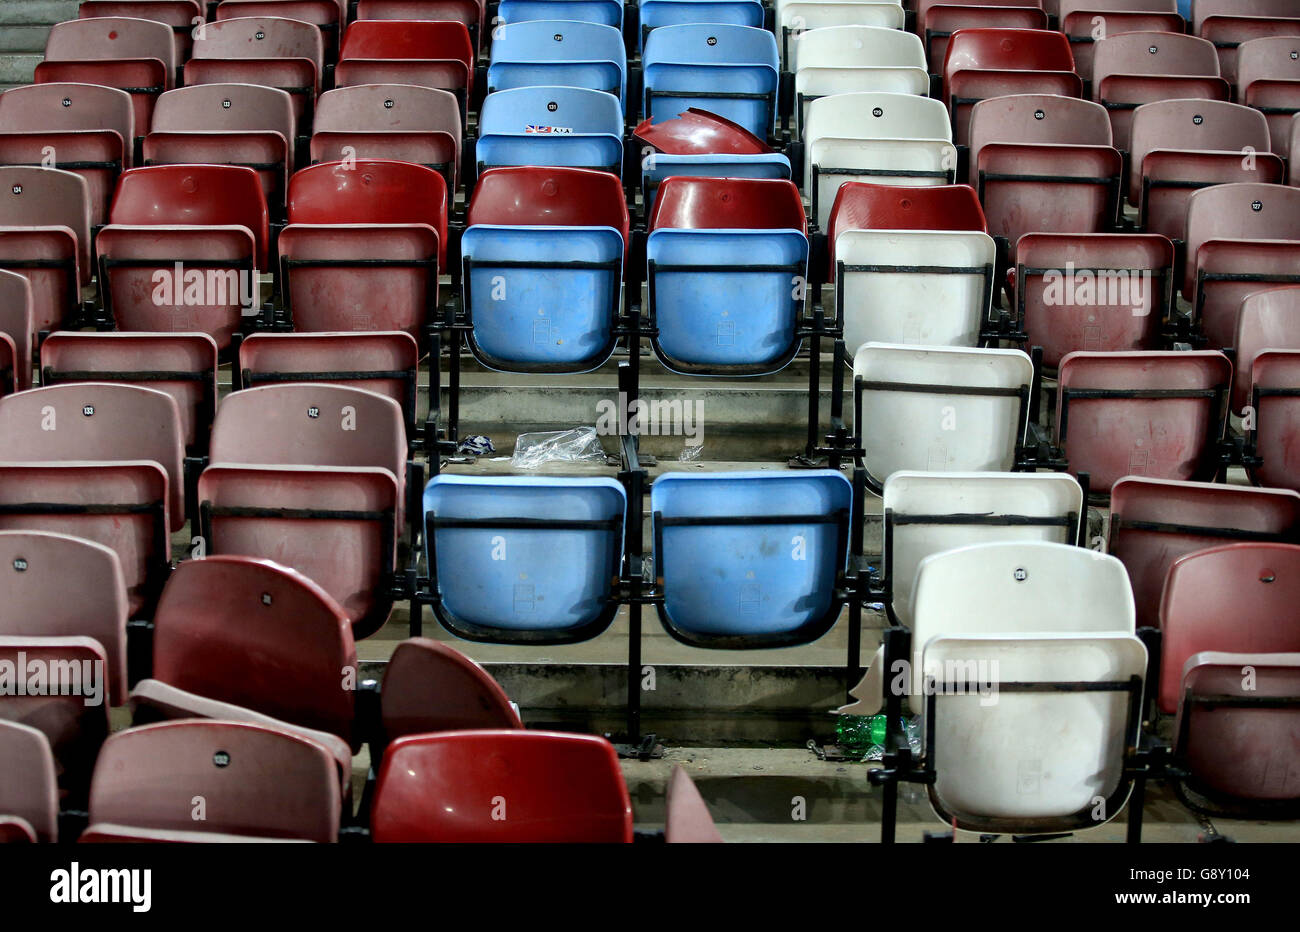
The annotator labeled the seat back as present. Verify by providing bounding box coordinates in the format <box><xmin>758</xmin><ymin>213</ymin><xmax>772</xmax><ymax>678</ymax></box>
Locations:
<box><xmin>476</xmin><ymin>85</ymin><xmax>624</xmax><ymax>175</ymax></box>
<box><xmin>781</xmin><ymin>3</ymin><xmax>906</xmax><ymax>69</ymax></box>
<box><xmin>0</xmin><ymin>165</ymin><xmax>92</xmax><ymax>298</ymax></box>
<box><xmin>45</xmin><ymin>16</ymin><xmax>176</xmax><ymax>75</ymax></box>
<box><xmin>466</xmin><ymin>165</ymin><xmax>630</xmax><ymax>240</ymax></box>
<box><xmin>78</xmin><ymin>1</ymin><xmax>203</xmax><ymax>62</ymax></box>
<box><xmin>487</xmin><ymin>20</ymin><xmax>627</xmax><ymax>100</ymax></box>
<box><xmin>1192</xmin><ymin>0</ymin><xmax>1300</xmax><ymax>82</ymax></box>
<box><xmin>0</xmin><ymin>720</ymin><xmax>57</xmax><ymax>843</ymax></box>
<box><xmin>1057</xmin><ymin>0</ymin><xmax>1182</xmax><ymax>80</ymax></box>
<box><xmin>1250</xmin><ymin>349</ymin><xmax>1300</xmax><ymax>493</ymax></box>
<box><xmin>648</xmin><ymin>175</ymin><xmax>806</xmax><ymax>233</ymax></box>
<box><xmin>1237</xmin><ymin>36</ymin><xmax>1300</xmax><ymax>159</ymax></box>
<box><xmin>0</xmin><ymin>269</ymin><xmax>32</xmax><ymax>394</ymax></box>
<box><xmin>1233</xmin><ymin>286</ymin><xmax>1300</xmax><ymax>412</ymax></box>
<box><xmin>380</xmin><ymin>638</ymin><xmax>522</xmax><ymax>742</ymax></box>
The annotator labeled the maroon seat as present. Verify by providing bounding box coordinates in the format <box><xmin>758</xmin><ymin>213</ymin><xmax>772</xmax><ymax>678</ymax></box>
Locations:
<box><xmin>648</xmin><ymin>175</ymin><xmax>807</xmax><ymax>233</ymax></box>
<box><xmin>1182</xmin><ymin>182</ymin><xmax>1300</xmax><ymax>351</ymax></box>
<box><xmin>372</xmin><ymin>730</ymin><xmax>633</xmax><ymax>842</ymax></box>
<box><xmin>97</xmin><ymin>164</ymin><xmax>269</xmax><ymax>351</ymax></box>
<box><xmin>1159</xmin><ymin>542</ymin><xmax>1300</xmax><ymax>714</ymax></box>
<box><xmin>0</xmin><ymin>82</ymin><xmax>134</xmax><ymax>227</ymax></box>
<box><xmin>0</xmin><ymin>717</ymin><xmax>60</xmax><ymax>843</ymax></box>
<box><xmin>665</xmin><ymin>764</ymin><xmax>723</xmax><ymax>843</ymax></box>
<box><xmin>634</xmin><ymin>107</ymin><xmax>771</xmax><ymax>156</ymax></box>
<box><xmin>1054</xmin><ymin>350</ymin><xmax>1231</xmax><ymax>492</ymax></box>
<box><xmin>1192</xmin><ymin>0</ymin><xmax>1300</xmax><ymax>84</ymax></box>
<box><xmin>1057</xmin><ymin>1</ymin><xmax>1184</xmax><ymax>83</ymax></box>
<box><xmin>215</xmin><ymin>1</ymin><xmax>345</xmax><ymax>61</ymax></box>
<box><xmin>1236</xmin><ymin>36</ymin><xmax>1300</xmax><ymax>160</ymax></box>
<box><xmin>1129</xmin><ymin>99</ymin><xmax>1283</xmax><ymax>239</ymax></box>
<box><xmin>355</xmin><ymin>0</ymin><xmax>486</xmax><ymax>54</ymax></box>
<box><xmin>380</xmin><ymin>638</ymin><xmax>521</xmax><ymax>744</ymax></box>
<box><xmin>1249</xmin><ymin>349</ymin><xmax>1300</xmax><ymax>493</ymax></box>
<box><xmin>1091</xmin><ymin>32</ymin><xmax>1228</xmax><ymax>154</ymax></box>
<box><xmin>279</xmin><ymin>159</ymin><xmax>446</xmax><ymax>339</ymax></box>
<box><xmin>942</xmin><ymin>28</ymin><xmax>1081</xmax><ymax>146</ymax></box>
<box><xmin>78</xmin><ymin>1</ymin><xmax>204</xmax><ymax>64</ymax></box>
<box><xmin>1291</xmin><ymin>113</ymin><xmax>1300</xmax><ymax>185</ymax></box>
<box><xmin>36</xmin><ymin>17</ymin><xmax>175</xmax><ymax>137</ymax></box>
<box><xmin>0</xmin><ymin>270</ymin><xmax>32</xmax><ymax>395</ymax></box>
<box><xmin>916</xmin><ymin>0</ymin><xmax>1047</xmax><ymax>74</ymax></box>
<box><xmin>337</xmin><ymin>20</ymin><xmax>474</xmax><ymax>116</ymax></box>
<box><xmin>84</xmin><ymin>719</ymin><xmax>341</xmax><ymax>841</ymax></box>
<box><xmin>1108</xmin><ymin>477</ymin><xmax>1300</xmax><ymax>628</ymax></box>
<box><xmin>968</xmin><ymin>94</ymin><xmax>1121</xmax><ymax>248</ymax></box>
<box><xmin>38</xmin><ymin>331</ymin><xmax>219</xmax><ymax>455</ymax></box>
<box><xmin>1232</xmin><ymin>286</ymin><xmax>1300</xmax><ymax>414</ymax></box>
<box><xmin>467</xmin><ymin>165</ymin><xmax>632</xmax><ymax>259</ymax></box>
<box><xmin>0</xmin><ymin>166</ymin><xmax>91</xmax><ymax>335</ymax></box>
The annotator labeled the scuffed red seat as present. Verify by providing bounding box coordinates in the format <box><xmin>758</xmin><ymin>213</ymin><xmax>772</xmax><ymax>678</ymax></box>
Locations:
<box><xmin>1236</xmin><ymin>36</ymin><xmax>1300</xmax><ymax>160</ymax></box>
<box><xmin>1249</xmin><ymin>348</ymin><xmax>1300</xmax><ymax>493</ymax></box>
<box><xmin>917</xmin><ymin>0</ymin><xmax>1047</xmax><ymax>73</ymax></box>
<box><xmin>1182</xmin><ymin>182</ymin><xmax>1300</xmax><ymax>351</ymax></box>
<box><xmin>78</xmin><ymin>1</ymin><xmax>204</xmax><ymax>64</ymax></box>
<box><xmin>97</xmin><ymin>164</ymin><xmax>269</xmax><ymax>351</ymax></box>
<box><xmin>942</xmin><ymin>28</ymin><xmax>1081</xmax><ymax>146</ymax></box>
<box><xmin>38</xmin><ymin>331</ymin><xmax>219</xmax><ymax>455</ymax></box>
<box><xmin>144</xmin><ymin>83</ymin><xmax>295</xmax><ymax>217</ymax></box>
<box><xmin>215</xmin><ymin>1</ymin><xmax>346</xmax><ymax>61</ymax></box>
<box><xmin>1129</xmin><ymin>99</ymin><xmax>1282</xmax><ymax>239</ymax></box>
<box><xmin>0</xmin><ymin>82</ymin><xmax>134</xmax><ymax>226</ymax></box>
<box><xmin>336</xmin><ymin>20</ymin><xmax>474</xmax><ymax>117</ymax></box>
<box><xmin>0</xmin><ymin>721</ymin><xmax>58</xmax><ymax>843</ymax></box>
<box><xmin>198</xmin><ymin>382</ymin><xmax>409</xmax><ymax>638</ymax></box>
<box><xmin>279</xmin><ymin>160</ymin><xmax>446</xmax><ymax>340</ymax></box>
<box><xmin>36</xmin><ymin>17</ymin><xmax>175</xmax><ymax>137</ymax></box>
<box><xmin>355</xmin><ymin>0</ymin><xmax>485</xmax><ymax>54</ymax></box>
<box><xmin>309</xmin><ymin>84</ymin><xmax>462</xmax><ymax>192</ymax></box>
<box><xmin>0</xmin><ymin>166</ymin><xmax>92</xmax><ymax>335</ymax></box>
<box><xmin>1091</xmin><ymin>31</ymin><xmax>1228</xmax><ymax>154</ymax></box>
<box><xmin>0</xmin><ymin>270</ymin><xmax>32</xmax><ymax>395</ymax></box>
<box><xmin>1233</xmin><ymin>286</ymin><xmax>1300</xmax><ymax>414</ymax></box>
<box><xmin>1107</xmin><ymin>477</ymin><xmax>1300</xmax><ymax>628</ymax></box>
<box><xmin>379</xmin><ymin>638</ymin><xmax>521</xmax><ymax>745</ymax></box>
<box><xmin>372</xmin><ymin>730</ymin><xmax>633</xmax><ymax>842</ymax></box>
<box><xmin>1191</xmin><ymin>0</ymin><xmax>1300</xmax><ymax>84</ymax></box>
<box><xmin>1054</xmin><ymin>350</ymin><xmax>1231</xmax><ymax>493</ymax></box>
<box><xmin>665</xmin><ymin>764</ymin><xmax>723</xmax><ymax>843</ymax></box>
<box><xmin>1057</xmin><ymin>1</ymin><xmax>1184</xmax><ymax>83</ymax></box>
<box><xmin>84</xmin><ymin>720</ymin><xmax>341</xmax><ymax>842</ymax></box>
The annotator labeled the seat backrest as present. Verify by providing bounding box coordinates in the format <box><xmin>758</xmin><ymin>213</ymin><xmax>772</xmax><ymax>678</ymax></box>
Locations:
<box><xmin>311</xmin><ymin>83</ymin><xmax>461</xmax><ymax>136</ymax></box>
<box><xmin>286</xmin><ymin>159</ymin><xmax>447</xmax><ymax>244</ymax></box>
<box><xmin>642</xmin><ymin>22</ymin><xmax>779</xmax><ymax>69</ymax></box>
<box><xmin>152</xmin><ymin>555</ymin><xmax>357</xmax><ymax>741</ymax></box>
<box><xmin>488</xmin><ymin>18</ymin><xmax>626</xmax><ymax>66</ymax></box>
<box><xmin>109</xmin><ymin>163</ymin><xmax>270</xmax><ymax>268</ymax></box>
<box><xmin>1237</xmin><ymin>35</ymin><xmax>1300</xmax><ymax>93</ymax></box>
<box><xmin>969</xmin><ymin>93</ymin><xmax>1112</xmax><ymax>155</ymax></box>
<box><xmin>372</xmin><ymin>730</ymin><xmax>633</xmax><ymax>842</ymax></box>
<box><xmin>479</xmin><ymin>85</ymin><xmax>623</xmax><ymax>137</ymax></box>
<box><xmin>1183</xmin><ymin>183</ymin><xmax>1300</xmax><ymax>294</ymax></box>
<box><xmin>150</xmin><ymin>83</ymin><xmax>294</xmax><ymax>141</ymax></box>
<box><xmin>380</xmin><ymin>638</ymin><xmax>522</xmax><ymax>741</ymax></box>
<box><xmin>88</xmin><ymin>719</ymin><xmax>341</xmax><ymax>841</ymax></box>
<box><xmin>1159</xmin><ymin>542</ymin><xmax>1300</xmax><ymax>714</ymax></box>
<box><xmin>1234</xmin><ymin>286</ymin><xmax>1300</xmax><ymax>412</ymax></box>
<box><xmin>827</xmin><ymin>182</ymin><xmax>987</xmax><ymax>272</ymax></box>
<box><xmin>191</xmin><ymin>15</ymin><xmax>324</xmax><ymax>69</ymax></box>
<box><xmin>648</xmin><ymin>176</ymin><xmax>806</xmax><ymax>233</ymax></box>
<box><xmin>943</xmin><ymin>27</ymin><xmax>1076</xmax><ymax>84</ymax></box>
<box><xmin>0</xmin><ymin>530</ymin><xmax>129</xmax><ymax>705</ymax></box>
<box><xmin>0</xmin><ymin>270</ymin><xmax>31</xmax><ymax>393</ymax></box>
<box><xmin>804</xmin><ymin>91</ymin><xmax>952</xmax><ymax>143</ymax></box>
<box><xmin>466</xmin><ymin>166</ymin><xmax>629</xmax><ymax>243</ymax></box>
<box><xmin>1093</xmin><ymin>31</ymin><xmax>1221</xmax><ymax>81</ymax></box>
<box><xmin>1192</xmin><ymin>0</ymin><xmax>1300</xmax><ymax>32</ymax></box>
<box><xmin>44</xmin><ymin>16</ymin><xmax>176</xmax><ymax>75</ymax></box>
<box><xmin>0</xmin><ymin>166</ymin><xmax>92</xmax><ymax>276</ymax></box>
<box><xmin>1130</xmin><ymin>99</ymin><xmax>1273</xmax><ymax>173</ymax></box>
<box><xmin>0</xmin><ymin>720</ymin><xmax>57</xmax><ymax>843</ymax></box>
<box><xmin>340</xmin><ymin>19</ymin><xmax>472</xmax><ymax>67</ymax></box>
<box><xmin>792</xmin><ymin>24</ymin><xmax>925</xmax><ymax>69</ymax></box>
<box><xmin>633</xmin><ymin>106</ymin><xmax>770</xmax><ymax>155</ymax></box>
<box><xmin>0</xmin><ymin>82</ymin><xmax>135</xmax><ymax>150</ymax></box>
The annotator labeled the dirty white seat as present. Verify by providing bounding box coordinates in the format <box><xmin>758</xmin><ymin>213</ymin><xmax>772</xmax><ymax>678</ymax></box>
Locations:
<box><xmin>778</xmin><ymin>0</ymin><xmax>905</xmax><ymax>69</ymax></box>
<box><xmin>793</xmin><ymin>27</ymin><xmax>928</xmax><ymax>130</ymax></box>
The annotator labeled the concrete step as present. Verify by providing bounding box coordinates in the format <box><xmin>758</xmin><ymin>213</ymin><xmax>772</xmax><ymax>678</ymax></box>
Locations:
<box><xmin>0</xmin><ymin>54</ymin><xmax>42</xmax><ymax>86</ymax></box>
<box><xmin>0</xmin><ymin>24</ymin><xmax>52</xmax><ymax>53</ymax></box>
<box><xmin>0</xmin><ymin>1</ymin><xmax>81</xmax><ymax>25</ymax></box>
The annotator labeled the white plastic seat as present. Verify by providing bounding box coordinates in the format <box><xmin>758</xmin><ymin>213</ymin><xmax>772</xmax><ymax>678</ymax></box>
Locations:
<box><xmin>777</xmin><ymin>0</ymin><xmax>905</xmax><ymax>68</ymax></box>
<box><xmin>792</xmin><ymin>27</ymin><xmax>927</xmax><ymax>131</ymax></box>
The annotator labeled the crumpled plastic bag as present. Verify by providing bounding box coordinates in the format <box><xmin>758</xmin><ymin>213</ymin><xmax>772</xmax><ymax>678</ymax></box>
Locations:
<box><xmin>511</xmin><ymin>427</ymin><xmax>609</xmax><ymax>469</ymax></box>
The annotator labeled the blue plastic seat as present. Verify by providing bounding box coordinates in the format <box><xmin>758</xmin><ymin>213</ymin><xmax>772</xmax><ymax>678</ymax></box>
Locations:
<box><xmin>422</xmin><ymin>475</ymin><xmax>628</xmax><ymax>643</ymax></box>
<box><xmin>641</xmin><ymin>152</ymin><xmax>791</xmax><ymax>213</ymax></box>
<box><xmin>487</xmin><ymin>20</ymin><xmax>627</xmax><ymax>105</ymax></box>
<box><xmin>642</xmin><ymin>24</ymin><xmax>779</xmax><ymax>140</ymax></box>
<box><xmin>651</xmin><ymin>470</ymin><xmax>852</xmax><ymax>647</ymax></box>
<box><xmin>499</xmin><ymin>0</ymin><xmax>624</xmax><ymax>28</ymax></box>
<box><xmin>639</xmin><ymin>0</ymin><xmax>765</xmax><ymax>53</ymax></box>
<box><xmin>477</xmin><ymin>86</ymin><xmax>624</xmax><ymax>176</ymax></box>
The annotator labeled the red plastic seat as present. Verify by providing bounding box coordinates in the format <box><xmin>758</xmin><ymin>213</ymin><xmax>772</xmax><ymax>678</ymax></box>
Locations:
<box><xmin>1192</xmin><ymin>0</ymin><xmax>1300</xmax><ymax>84</ymax></box>
<box><xmin>355</xmin><ymin>0</ymin><xmax>485</xmax><ymax>54</ymax></box>
<box><xmin>372</xmin><ymin>730</ymin><xmax>633</xmax><ymax>842</ymax></box>
<box><xmin>215</xmin><ymin>1</ymin><xmax>346</xmax><ymax>61</ymax></box>
<box><xmin>379</xmin><ymin>638</ymin><xmax>522</xmax><ymax>744</ymax></box>
<box><xmin>79</xmin><ymin>1</ymin><xmax>204</xmax><ymax>64</ymax></box>
<box><xmin>279</xmin><ymin>159</ymin><xmax>446</xmax><ymax>338</ymax></box>
<box><xmin>0</xmin><ymin>721</ymin><xmax>58</xmax><ymax>843</ymax></box>
<box><xmin>1129</xmin><ymin>99</ymin><xmax>1283</xmax><ymax>239</ymax></box>
<box><xmin>968</xmin><ymin>94</ymin><xmax>1121</xmax><ymax>248</ymax></box>
<box><xmin>37</xmin><ymin>17</ymin><xmax>175</xmax><ymax>136</ymax></box>
<box><xmin>1054</xmin><ymin>350</ymin><xmax>1231</xmax><ymax>492</ymax></box>
<box><xmin>337</xmin><ymin>20</ymin><xmax>474</xmax><ymax>112</ymax></box>
<box><xmin>942</xmin><ymin>28</ymin><xmax>1081</xmax><ymax>146</ymax></box>
<box><xmin>39</xmin><ymin>331</ymin><xmax>219</xmax><ymax>455</ymax></box>
<box><xmin>1159</xmin><ymin>542</ymin><xmax>1300</xmax><ymax>714</ymax></box>
<box><xmin>1182</xmin><ymin>182</ymin><xmax>1300</xmax><ymax>350</ymax></box>
<box><xmin>665</xmin><ymin>764</ymin><xmax>723</xmax><ymax>843</ymax></box>
<box><xmin>309</xmin><ymin>84</ymin><xmax>462</xmax><ymax>192</ymax></box>
<box><xmin>1057</xmin><ymin>1</ymin><xmax>1183</xmax><ymax>82</ymax></box>
<box><xmin>1249</xmin><ymin>349</ymin><xmax>1300</xmax><ymax>493</ymax></box>
<box><xmin>97</xmin><ymin>164</ymin><xmax>269</xmax><ymax>351</ymax></box>
<box><xmin>85</xmin><ymin>719</ymin><xmax>341</xmax><ymax>841</ymax></box>
<box><xmin>1013</xmin><ymin>232</ymin><xmax>1173</xmax><ymax>367</ymax></box>
<box><xmin>0</xmin><ymin>166</ymin><xmax>92</xmax><ymax>334</ymax></box>
<box><xmin>145</xmin><ymin>83</ymin><xmax>295</xmax><ymax>216</ymax></box>
<box><xmin>648</xmin><ymin>175</ymin><xmax>807</xmax><ymax>233</ymax></box>
<box><xmin>1236</xmin><ymin>36</ymin><xmax>1300</xmax><ymax>160</ymax></box>
<box><xmin>0</xmin><ymin>82</ymin><xmax>135</xmax><ymax>227</ymax></box>
<box><xmin>1091</xmin><ymin>32</ymin><xmax>1228</xmax><ymax>154</ymax></box>
<box><xmin>0</xmin><ymin>270</ymin><xmax>32</xmax><ymax>395</ymax></box>
<box><xmin>0</xmin><ymin>531</ymin><xmax>129</xmax><ymax>706</ymax></box>
<box><xmin>917</xmin><ymin>0</ymin><xmax>1047</xmax><ymax>73</ymax></box>
<box><xmin>467</xmin><ymin>165</ymin><xmax>631</xmax><ymax>245</ymax></box>
<box><xmin>1232</xmin><ymin>286</ymin><xmax>1300</xmax><ymax>413</ymax></box>
<box><xmin>633</xmin><ymin>107</ymin><xmax>771</xmax><ymax>155</ymax></box>
<box><xmin>1108</xmin><ymin>477</ymin><xmax>1300</xmax><ymax>629</ymax></box>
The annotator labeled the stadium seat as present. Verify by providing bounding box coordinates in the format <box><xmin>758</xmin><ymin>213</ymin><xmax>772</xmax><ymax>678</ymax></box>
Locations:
<box><xmin>1012</xmin><ymin>232</ymin><xmax>1174</xmax><ymax>367</ymax></box>
<box><xmin>198</xmin><ymin>382</ymin><xmax>409</xmax><ymax>638</ymax></box>
<box><xmin>372</xmin><ymin>730</ymin><xmax>633</xmax><ymax>842</ymax></box>
<box><xmin>476</xmin><ymin>85</ymin><xmax>624</xmax><ymax>177</ymax></box>
<box><xmin>1054</xmin><ymin>350</ymin><xmax>1231</xmax><ymax>492</ymax></box>
<box><xmin>1091</xmin><ymin>31</ymin><xmax>1229</xmax><ymax>154</ymax></box>
<box><xmin>1236</xmin><ymin>36</ymin><xmax>1300</xmax><ymax>160</ymax></box>
<box><xmin>462</xmin><ymin>166</ymin><xmax>627</xmax><ymax>373</ymax></box>
<box><xmin>942</xmin><ymin>28</ymin><xmax>1081</xmax><ymax>146</ymax></box>
<box><xmin>665</xmin><ymin>764</ymin><xmax>723</xmax><ymax>843</ymax></box>
<box><xmin>1248</xmin><ymin>348</ymin><xmax>1300</xmax><ymax>493</ymax></box>
<box><xmin>215</xmin><ymin>1</ymin><xmax>346</xmax><ymax>61</ymax></box>
<box><xmin>802</xmin><ymin>92</ymin><xmax>957</xmax><ymax>231</ymax></box>
<box><xmin>642</xmin><ymin>24</ymin><xmax>780</xmax><ymax>141</ymax></box>
<box><xmin>778</xmin><ymin>0</ymin><xmax>906</xmax><ymax>70</ymax></box>
<box><xmin>78</xmin><ymin>1</ymin><xmax>204</xmax><ymax>64</ymax></box>
<box><xmin>486</xmin><ymin>20</ymin><xmax>627</xmax><ymax>103</ymax></box>
<box><xmin>917</xmin><ymin>0</ymin><xmax>1048</xmax><ymax>73</ymax></box>
<box><xmin>1181</xmin><ymin>182</ymin><xmax>1300</xmax><ymax>351</ymax></box>
<box><xmin>650</xmin><ymin>470</ymin><xmax>851</xmax><ymax>647</ymax></box>
<box><xmin>0</xmin><ymin>270</ymin><xmax>32</xmax><ymax>395</ymax></box>
<box><xmin>96</xmin><ymin>164</ymin><xmax>269</xmax><ymax>351</ymax></box>
<box><xmin>0</xmin><ymin>166</ymin><xmax>91</xmax><ymax>335</ymax></box>
<box><xmin>0</xmin><ymin>721</ymin><xmax>58</xmax><ymax>843</ymax></box>
<box><xmin>828</xmin><ymin>182</ymin><xmax>996</xmax><ymax>349</ymax></box>
<box><xmin>968</xmin><ymin>94</ymin><xmax>1122</xmax><ymax>248</ymax></box>
<box><xmin>379</xmin><ymin>638</ymin><xmax>522</xmax><ymax>743</ymax></box>
<box><xmin>1107</xmin><ymin>476</ymin><xmax>1300</xmax><ymax>628</ymax></box>
<box><xmin>1232</xmin><ymin>286</ymin><xmax>1300</xmax><ymax>413</ymax></box>
<box><xmin>144</xmin><ymin>84</ymin><xmax>295</xmax><ymax>217</ymax></box>
<box><xmin>646</xmin><ymin>176</ymin><xmax>808</xmax><ymax>375</ymax></box>
<box><xmin>792</xmin><ymin>26</ymin><xmax>928</xmax><ymax>134</ymax></box>
<box><xmin>337</xmin><ymin>20</ymin><xmax>474</xmax><ymax>117</ymax></box>
<box><xmin>1129</xmin><ymin>99</ymin><xmax>1282</xmax><ymax>239</ymax></box>
<box><xmin>356</xmin><ymin>0</ymin><xmax>484</xmax><ymax>54</ymax></box>
<box><xmin>421</xmin><ymin>474</ymin><xmax>627</xmax><ymax>642</ymax></box>
<box><xmin>37</xmin><ymin>16</ymin><xmax>175</xmax><ymax>136</ymax></box>
<box><xmin>1191</xmin><ymin>0</ymin><xmax>1300</xmax><ymax>84</ymax></box>
<box><xmin>279</xmin><ymin>159</ymin><xmax>446</xmax><ymax>339</ymax></box>
<box><xmin>640</xmin><ymin>0</ymin><xmax>765</xmax><ymax>53</ymax></box>
<box><xmin>0</xmin><ymin>82</ymin><xmax>134</xmax><ymax>226</ymax></box>
<box><xmin>853</xmin><ymin>343</ymin><xmax>1034</xmax><ymax>491</ymax></box>
<box><xmin>309</xmin><ymin>84</ymin><xmax>462</xmax><ymax>192</ymax></box>
<box><xmin>1056</xmin><ymin>0</ymin><xmax>1184</xmax><ymax>83</ymax></box>
<box><xmin>498</xmin><ymin>0</ymin><xmax>620</xmax><ymax>31</ymax></box>
<box><xmin>83</xmin><ymin>720</ymin><xmax>341</xmax><ymax>841</ymax></box>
